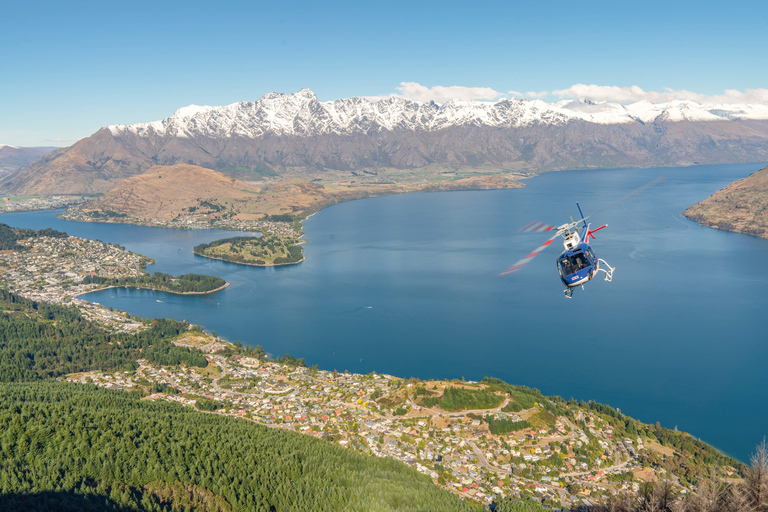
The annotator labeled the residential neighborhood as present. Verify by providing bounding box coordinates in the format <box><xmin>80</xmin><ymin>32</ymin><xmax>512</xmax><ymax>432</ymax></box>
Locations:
<box><xmin>71</xmin><ymin>348</ymin><xmax>683</xmax><ymax>510</ymax></box>
<box><xmin>0</xmin><ymin>234</ymin><xmax>152</xmax><ymax>332</ymax></box>
<box><xmin>62</xmin><ymin>206</ymin><xmax>300</xmax><ymax>237</ymax></box>
<box><xmin>0</xmin><ymin>195</ymin><xmax>88</xmax><ymax>212</ymax></box>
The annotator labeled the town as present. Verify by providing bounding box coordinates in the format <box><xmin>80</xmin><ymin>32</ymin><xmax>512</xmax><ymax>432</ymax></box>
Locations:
<box><xmin>0</xmin><ymin>195</ymin><xmax>88</xmax><ymax>212</ymax></box>
<box><xmin>70</xmin><ymin>348</ymin><xmax>668</xmax><ymax>509</ymax></box>
<box><xmin>1</xmin><ymin>232</ymin><xmax>733</xmax><ymax>510</ymax></box>
<box><xmin>62</xmin><ymin>205</ymin><xmax>301</xmax><ymax>237</ymax></box>
<box><xmin>0</xmin><ymin>234</ymin><xmax>153</xmax><ymax>332</ymax></box>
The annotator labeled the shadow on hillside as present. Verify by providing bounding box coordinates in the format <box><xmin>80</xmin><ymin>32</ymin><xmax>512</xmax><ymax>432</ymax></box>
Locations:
<box><xmin>0</xmin><ymin>490</ymin><xmax>140</xmax><ymax>512</ymax></box>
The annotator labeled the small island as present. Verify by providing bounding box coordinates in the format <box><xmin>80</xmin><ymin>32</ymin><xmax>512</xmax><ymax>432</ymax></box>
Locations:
<box><xmin>193</xmin><ymin>234</ymin><xmax>304</xmax><ymax>266</ymax></box>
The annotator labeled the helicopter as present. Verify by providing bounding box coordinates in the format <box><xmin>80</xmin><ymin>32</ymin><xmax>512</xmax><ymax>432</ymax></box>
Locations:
<box><xmin>498</xmin><ymin>176</ymin><xmax>665</xmax><ymax>298</ymax></box>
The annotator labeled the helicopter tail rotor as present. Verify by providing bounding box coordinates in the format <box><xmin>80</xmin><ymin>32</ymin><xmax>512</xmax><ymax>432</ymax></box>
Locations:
<box><xmin>586</xmin><ymin>224</ymin><xmax>607</xmax><ymax>240</ymax></box>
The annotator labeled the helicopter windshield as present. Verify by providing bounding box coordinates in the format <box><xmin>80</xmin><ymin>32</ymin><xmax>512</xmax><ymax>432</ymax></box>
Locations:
<box><xmin>559</xmin><ymin>253</ymin><xmax>591</xmax><ymax>276</ymax></box>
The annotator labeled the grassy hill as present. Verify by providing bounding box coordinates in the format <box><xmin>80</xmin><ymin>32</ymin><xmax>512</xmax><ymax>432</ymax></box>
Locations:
<box><xmin>72</xmin><ymin>163</ymin><xmax>523</xmax><ymax>229</ymax></box>
<box><xmin>78</xmin><ymin>164</ymin><xmax>337</xmax><ymax>222</ymax></box>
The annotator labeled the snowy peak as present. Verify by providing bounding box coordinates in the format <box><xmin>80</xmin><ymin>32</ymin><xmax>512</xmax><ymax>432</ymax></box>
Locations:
<box><xmin>107</xmin><ymin>89</ymin><xmax>768</xmax><ymax>139</ymax></box>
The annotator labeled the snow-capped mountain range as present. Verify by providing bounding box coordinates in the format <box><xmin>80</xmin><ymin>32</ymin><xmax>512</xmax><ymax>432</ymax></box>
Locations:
<box><xmin>5</xmin><ymin>89</ymin><xmax>768</xmax><ymax>196</ymax></box>
<box><xmin>108</xmin><ymin>89</ymin><xmax>768</xmax><ymax>140</ymax></box>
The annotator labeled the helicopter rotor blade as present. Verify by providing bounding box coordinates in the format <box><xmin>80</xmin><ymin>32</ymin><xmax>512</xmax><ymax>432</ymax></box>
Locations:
<box><xmin>498</xmin><ymin>232</ymin><xmax>560</xmax><ymax>277</ymax></box>
<box><xmin>579</xmin><ymin>176</ymin><xmax>666</xmax><ymax>224</ymax></box>
<box><xmin>517</xmin><ymin>221</ymin><xmax>557</xmax><ymax>233</ymax></box>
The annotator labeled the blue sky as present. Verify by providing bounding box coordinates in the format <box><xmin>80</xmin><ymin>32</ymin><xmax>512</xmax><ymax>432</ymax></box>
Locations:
<box><xmin>2</xmin><ymin>0</ymin><xmax>767</xmax><ymax>146</ymax></box>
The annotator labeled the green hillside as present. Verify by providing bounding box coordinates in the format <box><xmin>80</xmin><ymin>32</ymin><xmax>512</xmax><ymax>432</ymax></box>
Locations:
<box><xmin>0</xmin><ymin>290</ymin><xmax>491</xmax><ymax>511</ymax></box>
<box><xmin>0</xmin><ymin>381</ymin><xmax>479</xmax><ymax>512</ymax></box>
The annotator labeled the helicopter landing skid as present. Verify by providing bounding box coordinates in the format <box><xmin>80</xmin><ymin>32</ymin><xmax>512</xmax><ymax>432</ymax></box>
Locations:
<box><xmin>596</xmin><ymin>259</ymin><xmax>614</xmax><ymax>282</ymax></box>
<box><xmin>563</xmin><ymin>259</ymin><xmax>615</xmax><ymax>299</ymax></box>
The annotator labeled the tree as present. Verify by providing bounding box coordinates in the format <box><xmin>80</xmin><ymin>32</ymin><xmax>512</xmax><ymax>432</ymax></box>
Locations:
<box><xmin>690</xmin><ymin>468</ymin><xmax>728</xmax><ymax>512</ymax></box>
<box><xmin>735</xmin><ymin>439</ymin><xmax>768</xmax><ymax>512</ymax></box>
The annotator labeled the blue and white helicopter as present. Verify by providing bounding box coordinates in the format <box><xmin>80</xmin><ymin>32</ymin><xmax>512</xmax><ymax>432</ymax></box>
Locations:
<box><xmin>499</xmin><ymin>177</ymin><xmax>664</xmax><ymax>298</ymax></box>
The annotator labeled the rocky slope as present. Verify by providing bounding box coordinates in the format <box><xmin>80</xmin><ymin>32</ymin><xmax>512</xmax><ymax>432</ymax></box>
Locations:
<box><xmin>683</xmin><ymin>165</ymin><xmax>768</xmax><ymax>239</ymax></box>
<box><xmin>4</xmin><ymin>90</ymin><xmax>768</xmax><ymax>195</ymax></box>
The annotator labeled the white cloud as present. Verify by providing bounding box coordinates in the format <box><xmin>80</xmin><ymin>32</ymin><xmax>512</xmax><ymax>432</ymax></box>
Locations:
<box><xmin>543</xmin><ymin>84</ymin><xmax>768</xmax><ymax>105</ymax></box>
<box><xmin>549</xmin><ymin>84</ymin><xmax>703</xmax><ymax>103</ymax></box>
<box><xmin>396</xmin><ymin>82</ymin><xmax>503</xmax><ymax>103</ymax></box>
<box><xmin>377</xmin><ymin>82</ymin><xmax>768</xmax><ymax>105</ymax></box>
<box><xmin>702</xmin><ymin>88</ymin><xmax>768</xmax><ymax>105</ymax></box>
<box><xmin>525</xmin><ymin>91</ymin><xmax>550</xmax><ymax>99</ymax></box>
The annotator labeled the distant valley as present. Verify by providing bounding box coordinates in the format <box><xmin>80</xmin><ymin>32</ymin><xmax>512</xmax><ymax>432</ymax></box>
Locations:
<box><xmin>0</xmin><ymin>144</ymin><xmax>57</xmax><ymax>176</ymax></box>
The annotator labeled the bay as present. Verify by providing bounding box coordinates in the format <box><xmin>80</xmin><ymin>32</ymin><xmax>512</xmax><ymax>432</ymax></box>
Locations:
<box><xmin>2</xmin><ymin>162</ymin><xmax>767</xmax><ymax>462</ymax></box>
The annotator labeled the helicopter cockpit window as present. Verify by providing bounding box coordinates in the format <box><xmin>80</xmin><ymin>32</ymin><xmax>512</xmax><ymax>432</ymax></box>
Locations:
<box><xmin>572</xmin><ymin>255</ymin><xmax>589</xmax><ymax>271</ymax></box>
<box><xmin>560</xmin><ymin>254</ymin><xmax>590</xmax><ymax>275</ymax></box>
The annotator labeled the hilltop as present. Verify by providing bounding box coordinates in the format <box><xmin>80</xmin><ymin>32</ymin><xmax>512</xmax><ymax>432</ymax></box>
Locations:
<box><xmin>69</xmin><ymin>163</ymin><xmax>523</xmax><ymax>231</ymax></box>
<box><xmin>683</xmin><ymin>165</ymin><xmax>768</xmax><ymax>239</ymax></box>
<box><xmin>77</xmin><ymin>164</ymin><xmax>335</xmax><ymax>223</ymax></box>
<box><xmin>3</xmin><ymin>90</ymin><xmax>768</xmax><ymax>196</ymax></box>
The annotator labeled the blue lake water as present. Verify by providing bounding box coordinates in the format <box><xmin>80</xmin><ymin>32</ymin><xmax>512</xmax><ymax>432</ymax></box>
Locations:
<box><xmin>2</xmin><ymin>162</ymin><xmax>767</xmax><ymax>462</ymax></box>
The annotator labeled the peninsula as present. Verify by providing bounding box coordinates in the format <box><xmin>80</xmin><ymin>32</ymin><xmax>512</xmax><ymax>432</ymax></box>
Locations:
<box><xmin>193</xmin><ymin>234</ymin><xmax>304</xmax><ymax>266</ymax></box>
<box><xmin>683</xmin><ymin>165</ymin><xmax>768</xmax><ymax>239</ymax></box>
<box><xmin>0</xmin><ymin>223</ymin><xmax>226</xmax><ymax>331</ymax></box>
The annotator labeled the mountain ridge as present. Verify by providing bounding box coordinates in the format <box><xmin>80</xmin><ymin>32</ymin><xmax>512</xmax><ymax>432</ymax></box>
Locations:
<box><xmin>107</xmin><ymin>89</ymin><xmax>768</xmax><ymax>138</ymax></box>
<box><xmin>4</xmin><ymin>90</ymin><xmax>768</xmax><ymax>196</ymax></box>
<box><xmin>0</xmin><ymin>145</ymin><xmax>58</xmax><ymax>175</ymax></box>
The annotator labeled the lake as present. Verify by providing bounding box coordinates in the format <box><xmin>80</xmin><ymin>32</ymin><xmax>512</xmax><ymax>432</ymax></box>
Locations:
<box><xmin>2</xmin><ymin>162</ymin><xmax>766</xmax><ymax>462</ymax></box>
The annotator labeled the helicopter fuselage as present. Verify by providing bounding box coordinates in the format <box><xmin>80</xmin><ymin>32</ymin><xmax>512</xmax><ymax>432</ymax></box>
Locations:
<box><xmin>557</xmin><ymin>241</ymin><xmax>598</xmax><ymax>288</ymax></box>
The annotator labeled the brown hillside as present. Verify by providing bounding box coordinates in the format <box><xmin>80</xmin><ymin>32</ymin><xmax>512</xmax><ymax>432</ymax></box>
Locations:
<box><xmin>5</xmin><ymin>119</ymin><xmax>768</xmax><ymax>197</ymax></box>
<box><xmin>79</xmin><ymin>165</ymin><xmax>524</xmax><ymax>226</ymax></box>
<box><xmin>81</xmin><ymin>164</ymin><xmax>333</xmax><ymax>221</ymax></box>
<box><xmin>683</xmin><ymin>166</ymin><xmax>768</xmax><ymax>239</ymax></box>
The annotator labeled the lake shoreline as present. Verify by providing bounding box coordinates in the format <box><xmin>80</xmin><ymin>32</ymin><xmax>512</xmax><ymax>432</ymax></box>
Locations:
<box><xmin>193</xmin><ymin>249</ymin><xmax>305</xmax><ymax>267</ymax></box>
<box><xmin>3</xmin><ymin>163</ymin><xmax>767</xmax><ymax>463</ymax></box>
<box><xmin>75</xmin><ymin>282</ymin><xmax>230</xmax><ymax>298</ymax></box>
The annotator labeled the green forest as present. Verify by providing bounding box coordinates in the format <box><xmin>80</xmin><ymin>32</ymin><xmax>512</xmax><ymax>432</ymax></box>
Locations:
<box><xmin>484</xmin><ymin>416</ymin><xmax>532</xmax><ymax>436</ymax></box>
<box><xmin>82</xmin><ymin>273</ymin><xmax>226</xmax><ymax>294</ymax></box>
<box><xmin>419</xmin><ymin>386</ymin><xmax>504</xmax><ymax>412</ymax></box>
<box><xmin>0</xmin><ymin>382</ymin><xmax>481</xmax><ymax>512</ymax></box>
<box><xmin>0</xmin><ymin>222</ymin><xmax>67</xmax><ymax>251</ymax></box>
<box><xmin>0</xmin><ymin>290</ymin><xmax>207</xmax><ymax>382</ymax></box>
